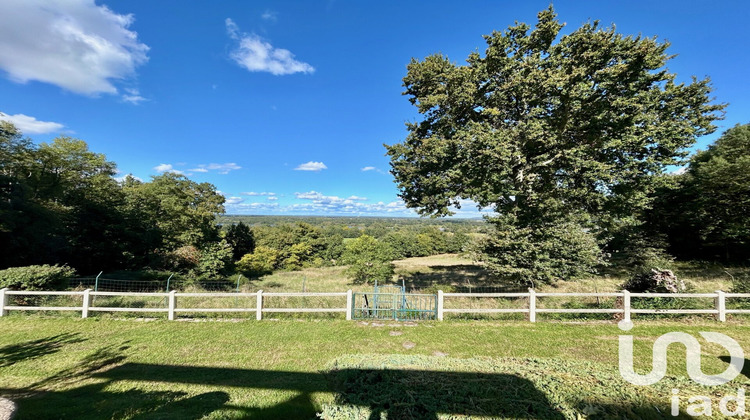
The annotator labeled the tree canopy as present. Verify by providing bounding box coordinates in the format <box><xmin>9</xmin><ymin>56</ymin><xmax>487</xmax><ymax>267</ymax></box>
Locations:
<box><xmin>387</xmin><ymin>7</ymin><xmax>723</xmax><ymax>223</ymax></box>
<box><xmin>387</xmin><ymin>7</ymin><xmax>725</xmax><ymax>283</ymax></box>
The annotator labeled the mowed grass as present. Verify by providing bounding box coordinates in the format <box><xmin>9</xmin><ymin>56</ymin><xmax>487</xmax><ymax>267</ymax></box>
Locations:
<box><xmin>2</xmin><ymin>317</ymin><xmax>750</xmax><ymax>419</ymax></box>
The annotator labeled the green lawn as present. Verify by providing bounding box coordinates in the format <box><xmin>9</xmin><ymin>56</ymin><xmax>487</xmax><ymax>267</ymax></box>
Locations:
<box><xmin>2</xmin><ymin>317</ymin><xmax>750</xmax><ymax>419</ymax></box>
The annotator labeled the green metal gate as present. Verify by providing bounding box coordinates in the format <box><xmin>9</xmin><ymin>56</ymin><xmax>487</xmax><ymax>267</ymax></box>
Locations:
<box><xmin>351</xmin><ymin>283</ymin><xmax>437</xmax><ymax>321</ymax></box>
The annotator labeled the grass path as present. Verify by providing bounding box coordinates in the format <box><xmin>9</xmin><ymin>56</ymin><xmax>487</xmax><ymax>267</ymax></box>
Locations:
<box><xmin>2</xmin><ymin>317</ymin><xmax>750</xmax><ymax>418</ymax></box>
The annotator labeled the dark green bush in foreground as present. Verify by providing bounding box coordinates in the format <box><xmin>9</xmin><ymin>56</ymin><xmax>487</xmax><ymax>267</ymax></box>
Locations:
<box><xmin>0</xmin><ymin>264</ymin><xmax>76</xmax><ymax>290</ymax></box>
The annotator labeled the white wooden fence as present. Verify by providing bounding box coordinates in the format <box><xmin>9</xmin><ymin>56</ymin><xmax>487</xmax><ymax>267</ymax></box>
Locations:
<box><xmin>1</xmin><ymin>287</ymin><xmax>749</xmax><ymax>322</ymax></box>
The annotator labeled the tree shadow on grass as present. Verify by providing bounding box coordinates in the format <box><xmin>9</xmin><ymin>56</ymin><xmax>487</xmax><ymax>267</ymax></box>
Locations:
<box><xmin>0</xmin><ymin>333</ymin><xmax>84</xmax><ymax>368</ymax></box>
<box><xmin>400</xmin><ymin>264</ymin><xmax>524</xmax><ymax>292</ymax></box>
<box><xmin>4</xmin><ymin>351</ymin><xmax>688</xmax><ymax>419</ymax></box>
<box><xmin>325</xmin><ymin>368</ymin><xmax>565</xmax><ymax>419</ymax></box>
<box><xmin>719</xmin><ymin>355</ymin><xmax>750</xmax><ymax>380</ymax></box>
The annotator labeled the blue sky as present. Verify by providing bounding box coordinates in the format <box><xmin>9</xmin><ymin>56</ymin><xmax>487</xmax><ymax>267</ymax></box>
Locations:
<box><xmin>1</xmin><ymin>1</ymin><xmax>748</xmax><ymax>217</ymax></box>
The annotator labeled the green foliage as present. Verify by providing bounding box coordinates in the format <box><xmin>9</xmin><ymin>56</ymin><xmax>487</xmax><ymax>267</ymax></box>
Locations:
<box><xmin>123</xmin><ymin>173</ymin><xmax>225</xmax><ymax>251</ymax></box>
<box><xmin>341</xmin><ymin>235</ymin><xmax>394</xmax><ymax>284</ymax></box>
<box><xmin>237</xmin><ymin>246</ymin><xmax>280</xmax><ymax>277</ymax></box>
<box><xmin>223</xmin><ymin>222</ymin><xmax>255</xmax><ymax>260</ymax></box>
<box><xmin>381</xmin><ymin>232</ymin><xmax>422</xmax><ymax>259</ymax></box>
<box><xmin>196</xmin><ymin>240</ymin><xmax>233</xmax><ymax>278</ymax></box>
<box><xmin>415</xmin><ymin>227</ymin><xmax>449</xmax><ymax>256</ymax></box>
<box><xmin>0</xmin><ymin>264</ymin><xmax>75</xmax><ymax>290</ymax></box>
<box><xmin>283</xmin><ymin>241</ymin><xmax>314</xmax><ymax>270</ymax></box>
<box><xmin>387</xmin><ymin>7</ymin><xmax>723</xmax><ymax>221</ymax></box>
<box><xmin>651</xmin><ymin>124</ymin><xmax>750</xmax><ymax>262</ymax></box>
<box><xmin>476</xmin><ymin>215</ymin><xmax>604</xmax><ymax>286</ymax></box>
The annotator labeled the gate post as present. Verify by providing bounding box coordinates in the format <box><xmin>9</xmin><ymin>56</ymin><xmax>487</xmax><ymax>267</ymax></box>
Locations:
<box><xmin>346</xmin><ymin>289</ymin><xmax>353</xmax><ymax>321</ymax></box>
<box><xmin>437</xmin><ymin>290</ymin><xmax>444</xmax><ymax>321</ymax></box>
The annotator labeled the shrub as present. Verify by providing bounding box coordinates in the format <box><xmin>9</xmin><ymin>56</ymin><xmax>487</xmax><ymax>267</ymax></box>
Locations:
<box><xmin>0</xmin><ymin>265</ymin><xmax>76</xmax><ymax>290</ymax></box>
<box><xmin>237</xmin><ymin>246</ymin><xmax>280</xmax><ymax>277</ymax></box>
<box><xmin>197</xmin><ymin>240</ymin><xmax>234</xmax><ymax>278</ymax></box>
<box><xmin>341</xmin><ymin>235</ymin><xmax>394</xmax><ymax>284</ymax></box>
<box><xmin>165</xmin><ymin>245</ymin><xmax>200</xmax><ymax>272</ymax></box>
<box><xmin>622</xmin><ymin>268</ymin><xmax>686</xmax><ymax>293</ymax></box>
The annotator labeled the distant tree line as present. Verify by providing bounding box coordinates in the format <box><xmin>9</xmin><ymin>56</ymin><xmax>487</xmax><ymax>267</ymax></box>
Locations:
<box><xmin>1</xmin><ymin>120</ymin><xmax>476</xmax><ymax>285</ymax></box>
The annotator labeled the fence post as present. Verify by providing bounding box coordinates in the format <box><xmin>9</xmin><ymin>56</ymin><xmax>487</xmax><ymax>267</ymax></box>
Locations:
<box><xmin>437</xmin><ymin>290</ymin><xmax>444</xmax><ymax>321</ymax></box>
<box><xmin>716</xmin><ymin>290</ymin><xmax>726</xmax><ymax>322</ymax></box>
<box><xmin>94</xmin><ymin>271</ymin><xmax>103</xmax><ymax>292</ymax></box>
<box><xmin>528</xmin><ymin>289</ymin><xmax>536</xmax><ymax>323</ymax></box>
<box><xmin>82</xmin><ymin>289</ymin><xmax>91</xmax><ymax>319</ymax></box>
<box><xmin>623</xmin><ymin>290</ymin><xmax>631</xmax><ymax>323</ymax></box>
<box><xmin>168</xmin><ymin>290</ymin><xmax>176</xmax><ymax>321</ymax></box>
<box><xmin>346</xmin><ymin>290</ymin><xmax>353</xmax><ymax>321</ymax></box>
<box><xmin>0</xmin><ymin>288</ymin><xmax>7</xmax><ymax>317</ymax></box>
<box><xmin>256</xmin><ymin>290</ymin><xmax>263</xmax><ymax>321</ymax></box>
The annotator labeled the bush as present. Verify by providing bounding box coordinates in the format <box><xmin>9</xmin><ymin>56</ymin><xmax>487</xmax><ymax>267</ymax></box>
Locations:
<box><xmin>622</xmin><ymin>268</ymin><xmax>686</xmax><ymax>293</ymax></box>
<box><xmin>0</xmin><ymin>265</ymin><xmax>76</xmax><ymax>290</ymax></box>
<box><xmin>237</xmin><ymin>246</ymin><xmax>280</xmax><ymax>277</ymax></box>
<box><xmin>165</xmin><ymin>245</ymin><xmax>200</xmax><ymax>272</ymax></box>
<box><xmin>197</xmin><ymin>240</ymin><xmax>234</xmax><ymax>278</ymax></box>
<box><xmin>341</xmin><ymin>235</ymin><xmax>394</xmax><ymax>284</ymax></box>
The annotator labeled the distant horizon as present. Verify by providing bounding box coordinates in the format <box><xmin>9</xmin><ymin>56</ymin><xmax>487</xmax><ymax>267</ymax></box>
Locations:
<box><xmin>218</xmin><ymin>213</ymin><xmax>486</xmax><ymax>221</ymax></box>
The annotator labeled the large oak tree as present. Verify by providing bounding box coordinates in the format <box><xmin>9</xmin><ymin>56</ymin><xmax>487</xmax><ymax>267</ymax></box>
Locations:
<box><xmin>387</xmin><ymin>7</ymin><xmax>724</xmax><ymax>283</ymax></box>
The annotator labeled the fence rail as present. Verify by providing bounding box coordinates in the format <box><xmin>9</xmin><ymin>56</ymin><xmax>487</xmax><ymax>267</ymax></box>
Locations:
<box><xmin>1</xmin><ymin>287</ymin><xmax>749</xmax><ymax>322</ymax></box>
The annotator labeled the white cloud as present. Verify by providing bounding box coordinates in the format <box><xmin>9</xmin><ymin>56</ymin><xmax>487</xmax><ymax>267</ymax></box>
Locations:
<box><xmin>261</xmin><ymin>10</ymin><xmax>278</xmax><ymax>22</ymax></box>
<box><xmin>189</xmin><ymin>163</ymin><xmax>241</xmax><ymax>175</ymax></box>
<box><xmin>153</xmin><ymin>163</ymin><xmax>183</xmax><ymax>175</ymax></box>
<box><xmin>224</xmin><ymin>196</ymin><xmax>245</xmax><ymax>205</ymax></box>
<box><xmin>0</xmin><ymin>112</ymin><xmax>64</xmax><ymax>134</ymax></box>
<box><xmin>294</xmin><ymin>161</ymin><xmax>327</xmax><ymax>171</ymax></box>
<box><xmin>154</xmin><ymin>162</ymin><xmax>241</xmax><ymax>176</ymax></box>
<box><xmin>671</xmin><ymin>166</ymin><xmax>688</xmax><ymax>175</ymax></box>
<box><xmin>122</xmin><ymin>88</ymin><xmax>147</xmax><ymax>104</ymax></box>
<box><xmin>225</xmin><ymin>202</ymin><xmax>281</xmax><ymax>213</ymax></box>
<box><xmin>223</xmin><ymin>190</ymin><xmax>490</xmax><ymax>217</ymax></box>
<box><xmin>114</xmin><ymin>173</ymin><xmax>142</xmax><ymax>183</ymax></box>
<box><xmin>226</xmin><ymin>18</ymin><xmax>314</xmax><ymax>76</ymax></box>
<box><xmin>242</xmin><ymin>191</ymin><xmax>276</xmax><ymax>196</ymax></box>
<box><xmin>0</xmin><ymin>0</ymin><xmax>149</xmax><ymax>96</ymax></box>
<box><xmin>361</xmin><ymin>166</ymin><xmax>387</xmax><ymax>174</ymax></box>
